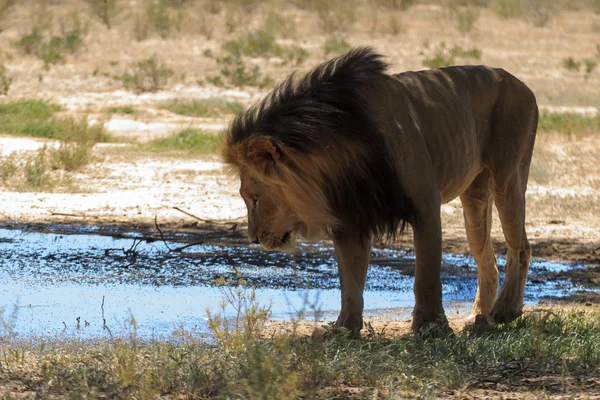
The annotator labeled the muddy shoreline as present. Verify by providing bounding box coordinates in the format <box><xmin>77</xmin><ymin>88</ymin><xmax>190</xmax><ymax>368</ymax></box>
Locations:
<box><xmin>2</xmin><ymin>220</ymin><xmax>598</xmax><ymax>296</ymax></box>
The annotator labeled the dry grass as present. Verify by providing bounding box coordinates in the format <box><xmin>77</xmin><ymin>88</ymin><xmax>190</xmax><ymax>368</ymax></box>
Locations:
<box><xmin>1</xmin><ymin>291</ymin><xmax>599</xmax><ymax>399</ymax></box>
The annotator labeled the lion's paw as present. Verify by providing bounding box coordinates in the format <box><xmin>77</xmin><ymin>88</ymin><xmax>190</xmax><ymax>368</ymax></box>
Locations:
<box><xmin>464</xmin><ymin>313</ymin><xmax>492</xmax><ymax>328</ymax></box>
<box><xmin>490</xmin><ymin>303</ymin><xmax>522</xmax><ymax>325</ymax></box>
<box><xmin>335</xmin><ymin>312</ymin><xmax>363</xmax><ymax>338</ymax></box>
<box><xmin>412</xmin><ymin>309</ymin><xmax>453</xmax><ymax>338</ymax></box>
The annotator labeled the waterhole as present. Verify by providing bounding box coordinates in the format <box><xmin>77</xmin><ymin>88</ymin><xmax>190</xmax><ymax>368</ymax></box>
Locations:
<box><xmin>0</xmin><ymin>226</ymin><xmax>591</xmax><ymax>340</ymax></box>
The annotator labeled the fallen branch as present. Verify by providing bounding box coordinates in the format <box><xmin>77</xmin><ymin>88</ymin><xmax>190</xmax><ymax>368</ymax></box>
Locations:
<box><xmin>172</xmin><ymin>206</ymin><xmax>245</xmax><ymax>225</ymax></box>
<box><xmin>154</xmin><ymin>215</ymin><xmax>173</xmax><ymax>251</ymax></box>
<box><xmin>50</xmin><ymin>211</ymin><xmax>85</xmax><ymax>217</ymax></box>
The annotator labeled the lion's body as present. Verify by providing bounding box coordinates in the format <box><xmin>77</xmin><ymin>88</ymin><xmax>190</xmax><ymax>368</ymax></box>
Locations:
<box><xmin>223</xmin><ymin>48</ymin><xmax>538</xmax><ymax>334</ymax></box>
<box><xmin>373</xmin><ymin>66</ymin><xmax>536</xmax><ymax>205</ymax></box>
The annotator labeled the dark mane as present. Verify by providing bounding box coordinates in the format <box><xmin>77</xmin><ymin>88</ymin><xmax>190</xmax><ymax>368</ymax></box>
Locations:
<box><xmin>224</xmin><ymin>46</ymin><xmax>416</xmax><ymax>240</ymax></box>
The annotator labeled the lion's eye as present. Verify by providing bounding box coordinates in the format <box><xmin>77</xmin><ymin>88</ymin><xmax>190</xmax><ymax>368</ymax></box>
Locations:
<box><xmin>252</xmin><ymin>197</ymin><xmax>259</xmax><ymax>206</ymax></box>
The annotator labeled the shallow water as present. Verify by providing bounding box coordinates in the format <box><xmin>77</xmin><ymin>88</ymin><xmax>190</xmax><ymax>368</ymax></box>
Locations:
<box><xmin>0</xmin><ymin>227</ymin><xmax>591</xmax><ymax>340</ymax></box>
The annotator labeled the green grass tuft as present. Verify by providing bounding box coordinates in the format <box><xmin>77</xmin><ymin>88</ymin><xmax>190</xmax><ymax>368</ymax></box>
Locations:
<box><xmin>160</xmin><ymin>98</ymin><xmax>243</xmax><ymax>117</ymax></box>
<box><xmin>145</xmin><ymin>129</ymin><xmax>220</xmax><ymax>154</ymax></box>
<box><xmin>0</xmin><ymin>100</ymin><xmax>62</xmax><ymax>138</ymax></box>
<box><xmin>105</xmin><ymin>105</ymin><xmax>137</xmax><ymax>115</ymax></box>
<box><xmin>538</xmin><ymin>111</ymin><xmax>600</xmax><ymax>134</ymax></box>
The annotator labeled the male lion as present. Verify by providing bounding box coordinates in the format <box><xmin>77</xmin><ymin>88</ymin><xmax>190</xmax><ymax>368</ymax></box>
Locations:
<box><xmin>222</xmin><ymin>47</ymin><xmax>538</xmax><ymax>334</ymax></box>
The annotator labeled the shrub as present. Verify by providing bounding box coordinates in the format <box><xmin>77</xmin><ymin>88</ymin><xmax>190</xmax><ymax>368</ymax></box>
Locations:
<box><xmin>49</xmin><ymin>116</ymin><xmax>107</xmax><ymax>171</ymax></box>
<box><xmin>563</xmin><ymin>57</ymin><xmax>581</xmax><ymax>71</ymax></box>
<box><xmin>24</xmin><ymin>146</ymin><xmax>51</xmax><ymax>189</ymax></box>
<box><xmin>264</xmin><ymin>12</ymin><xmax>297</xmax><ymax>39</ymax></box>
<box><xmin>207</xmin><ymin>55</ymin><xmax>273</xmax><ymax>88</ymax></box>
<box><xmin>369</xmin><ymin>0</ymin><xmax>415</xmax><ymax>10</ymax></box>
<box><xmin>583</xmin><ymin>58</ymin><xmax>598</xmax><ymax>79</ymax></box>
<box><xmin>0</xmin><ymin>0</ymin><xmax>17</xmax><ymax>32</ymax></box>
<box><xmin>15</xmin><ymin>27</ymin><xmax>44</xmax><ymax>55</ymax></box>
<box><xmin>133</xmin><ymin>13</ymin><xmax>149</xmax><ymax>41</ymax></box>
<box><xmin>527</xmin><ymin>0</ymin><xmax>554</xmax><ymax>27</ymax></box>
<box><xmin>563</xmin><ymin>47</ymin><xmax>600</xmax><ymax>80</ymax></box>
<box><xmin>491</xmin><ymin>0</ymin><xmax>524</xmax><ymax>18</ymax></box>
<box><xmin>223</xmin><ymin>30</ymin><xmax>281</xmax><ymax>58</ymax></box>
<box><xmin>223</xmin><ymin>30</ymin><xmax>308</xmax><ymax>65</ymax></box>
<box><xmin>122</xmin><ymin>55</ymin><xmax>174</xmax><ymax>93</ymax></box>
<box><xmin>14</xmin><ymin>22</ymin><xmax>85</xmax><ymax>69</ymax></box>
<box><xmin>422</xmin><ymin>42</ymin><xmax>482</xmax><ymax>69</ymax></box>
<box><xmin>0</xmin><ymin>63</ymin><xmax>12</xmax><ymax>95</ymax></box>
<box><xmin>315</xmin><ymin>0</ymin><xmax>357</xmax><ymax>35</ymax></box>
<box><xmin>144</xmin><ymin>0</ymin><xmax>174</xmax><ymax>39</ymax></box>
<box><xmin>323</xmin><ymin>37</ymin><xmax>352</xmax><ymax>56</ymax></box>
<box><xmin>456</xmin><ymin>6</ymin><xmax>480</xmax><ymax>32</ymax></box>
<box><xmin>0</xmin><ymin>152</ymin><xmax>18</xmax><ymax>182</ymax></box>
<box><xmin>86</xmin><ymin>0</ymin><xmax>119</xmax><ymax>29</ymax></box>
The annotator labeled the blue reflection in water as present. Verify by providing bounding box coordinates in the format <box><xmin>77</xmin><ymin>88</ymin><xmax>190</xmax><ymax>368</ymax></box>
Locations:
<box><xmin>0</xmin><ymin>228</ymin><xmax>593</xmax><ymax>339</ymax></box>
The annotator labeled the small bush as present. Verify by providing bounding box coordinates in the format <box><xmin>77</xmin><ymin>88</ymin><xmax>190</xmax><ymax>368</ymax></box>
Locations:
<box><xmin>527</xmin><ymin>0</ymin><xmax>554</xmax><ymax>27</ymax></box>
<box><xmin>456</xmin><ymin>6</ymin><xmax>480</xmax><ymax>32</ymax></box>
<box><xmin>315</xmin><ymin>0</ymin><xmax>357</xmax><ymax>35</ymax></box>
<box><xmin>146</xmin><ymin>129</ymin><xmax>220</xmax><ymax>154</ymax></box>
<box><xmin>563</xmin><ymin>48</ymin><xmax>600</xmax><ymax>80</ymax></box>
<box><xmin>422</xmin><ymin>42</ymin><xmax>482</xmax><ymax>69</ymax></box>
<box><xmin>223</xmin><ymin>30</ymin><xmax>281</xmax><ymax>58</ymax></box>
<box><xmin>207</xmin><ymin>54</ymin><xmax>273</xmax><ymax>88</ymax></box>
<box><xmin>15</xmin><ymin>27</ymin><xmax>44</xmax><ymax>55</ymax></box>
<box><xmin>14</xmin><ymin>22</ymin><xmax>85</xmax><ymax>69</ymax></box>
<box><xmin>369</xmin><ymin>0</ymin><xmax>415</xmax><ymax>10</ymax></box>
<box><xmin>160</xmin><ymin>98</ymin><xmax>243</xmax><ymax>118</ymax></box>
<box><xmin>583</xmin><ymin>58</ymin><xmax>598</xmax><ymax>79</ymax></box>
<box><xmin>223</xmin><ymin>30</ymin><xmax>308</xmax><ymax>66</ymax></box>
<box><xmin>0</xmin><ymin>0</ymin><xmax>17</xmax><ymax>32</ymax></box>
<box><xmin>86</xmin><ymin>0</ymin><xmax>118</xmax><ymax>29</ymax></box>
<box><xmin>323</xmin><ymin>37</ymin><xmax>352</xmax><ymax>56</ymax></box>
<box><xmin>24</xmin><ymin>146</ymin><xmax>51</xmax><ymax>189</ymax></box>
<box><xmin>264</xmin><ymin>12</ymin><xmax>297</xmax><ymax>39</ymax></box>
<box><xmin>0</xmin><ymin>152</ymin><xmax>18</xmax><ymax>182</ymax></box>
<box><xmin>491</xmin><ymin>0</ymin><xmax>524</xmax><ymax>18</ymax></box>
<box><xmin>0</xmin><ymin>63</ymin><xmax>12</xmax><ymax>95</ymax></box>
<box><xmin>379</xmin><ymin>14</ymin><xmax>404</xmax><ymax>36</ymax></box>
<box><xmin>49</xmin><ymin>116</ymin><xmax>107</xmax><ymax>171</ymax></box>
<box><xmin>563</xmin><ymin>57</ymin><xmax>581</xmax><ymax>71</ymax></box>
<box><xmin>122</xmin><ymin>55</ymin><xmax>174</xmax><ymax>93</ymax></box>
<box><xmin>143</xmin><ymin>0</ymin><xmax>174</xmax><ymax>39</ymax></box>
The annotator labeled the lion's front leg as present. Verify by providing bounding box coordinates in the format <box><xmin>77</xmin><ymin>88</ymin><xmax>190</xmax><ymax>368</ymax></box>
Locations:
<box><xmin>333</xmin><ymin>231</ymin><xmax>371</xmax><ymax>336</ymax></box>
<box><xmin>411</xmin><ymin>204</ymin><xmax>449</xmax><ymax>334</ymax></box>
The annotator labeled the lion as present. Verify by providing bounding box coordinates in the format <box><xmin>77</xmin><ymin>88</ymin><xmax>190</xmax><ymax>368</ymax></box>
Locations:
<box><xmin>222</xmin><ymin>47</ymin><xmax>538</xmax><ymax>335</ymax></box>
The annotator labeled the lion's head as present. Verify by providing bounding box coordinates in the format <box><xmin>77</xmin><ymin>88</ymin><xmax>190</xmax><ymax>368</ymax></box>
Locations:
<box><xmin>237</xmin><ymin>164</ymin><xmax>300</xmax><ymax>251</ymax></box>
<box><xmin>222</xmin><ymin>48</ymin><xmax>415</xmax><ymax>251</ymax></box>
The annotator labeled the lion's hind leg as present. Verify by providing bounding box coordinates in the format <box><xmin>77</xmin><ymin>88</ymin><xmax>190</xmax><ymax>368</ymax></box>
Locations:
<box><xmin>459</xmin><ymin>168</ymin><xmax>498</xmax><ymax>326</ymax></box>
<box><xmin>489</xmin><ymin>167</ymin><xmax>532</xmax><ymax>324</ymax></box>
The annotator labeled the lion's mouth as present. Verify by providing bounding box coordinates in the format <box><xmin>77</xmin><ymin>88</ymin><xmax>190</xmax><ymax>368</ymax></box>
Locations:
<box><xmin>258</xmin><ymin>231</ymin><xmax>295</xmax><ymax>252</ymax></box>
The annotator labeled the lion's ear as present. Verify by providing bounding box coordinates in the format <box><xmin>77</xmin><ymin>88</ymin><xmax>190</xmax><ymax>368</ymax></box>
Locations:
<box><xmin>246</xmin><ymin>137</ymin><xmax>281</xmax><ymax>174</ymax></box>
